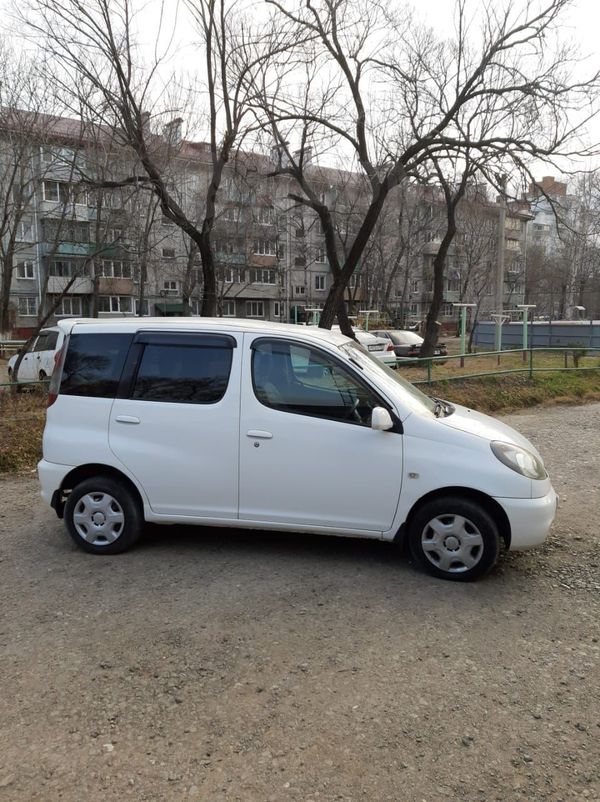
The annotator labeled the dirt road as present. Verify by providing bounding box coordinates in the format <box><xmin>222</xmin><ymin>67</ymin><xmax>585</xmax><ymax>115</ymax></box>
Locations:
<box><xmin>1</xmin><ymin>404</ymin><xmax>599</xmax><ymax>802</ymax></box>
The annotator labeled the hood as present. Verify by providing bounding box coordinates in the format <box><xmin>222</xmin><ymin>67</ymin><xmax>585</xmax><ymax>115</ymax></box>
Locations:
<box><xmin>438</xmin><ymin>403</ymin><xmax>542</xmax><ymax>459</ymax></box>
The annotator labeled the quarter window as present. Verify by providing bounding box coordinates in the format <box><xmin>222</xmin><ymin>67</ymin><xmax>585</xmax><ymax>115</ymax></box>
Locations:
<box><xmin>252</xmin><ymin>339</ymin><xmax>380</xmax><ymax>426</ymax></box>
<box><xmin>60</xmin><ymin>333</ymin><xmax>133</xmax><ymax>398</ymax></box>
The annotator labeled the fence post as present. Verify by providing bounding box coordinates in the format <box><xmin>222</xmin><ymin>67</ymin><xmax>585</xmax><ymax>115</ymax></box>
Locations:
<box><xmin>529</xmin><ymin>346</ymin><xmax>534</xmax><ymax>379</ymax></box>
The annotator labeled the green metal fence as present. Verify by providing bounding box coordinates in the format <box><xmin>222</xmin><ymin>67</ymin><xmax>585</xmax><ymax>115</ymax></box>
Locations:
<box><xmin>2</xmin><ymin>347</ymin><xmax>599</xmax><ymax>393</ymax></box>
<box><xmin>408</xmin><ymin>347</ymin><xmax>600</xmax><ymax>384</ymax></box>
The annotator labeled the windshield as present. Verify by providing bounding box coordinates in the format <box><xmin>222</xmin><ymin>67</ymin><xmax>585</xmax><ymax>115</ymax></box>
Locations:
<box><xmin>340</xmin><ymin>341</ymin><xmax>437</xmax><ymax>415</ymax></box>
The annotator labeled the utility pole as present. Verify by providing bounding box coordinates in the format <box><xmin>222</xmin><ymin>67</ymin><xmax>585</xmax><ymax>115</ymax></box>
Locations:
<box><xmin>495</xmin><ymin>175</ymin><xmax>507</xmax><ymax>351</ymax></box>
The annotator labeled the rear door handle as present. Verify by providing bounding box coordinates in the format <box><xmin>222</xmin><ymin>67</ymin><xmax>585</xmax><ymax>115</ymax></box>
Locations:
<box><xmin>246</xmin><ymin>430</ymin><xmax>273</xmax><ymax>439</ymax></box>
<box><xmin>115</xmin><ymin>415</ymin><xmax>141</xmax><ymax>424</ymax></box>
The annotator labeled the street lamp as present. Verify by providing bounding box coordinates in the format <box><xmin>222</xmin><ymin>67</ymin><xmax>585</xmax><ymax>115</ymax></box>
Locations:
<box><xmin>452</xmin><ymin>303</ymin><xmax>476</xmax><ymax>367</ymax></box>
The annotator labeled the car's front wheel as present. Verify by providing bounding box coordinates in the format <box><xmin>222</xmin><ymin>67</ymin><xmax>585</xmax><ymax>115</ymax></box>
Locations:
<box><xmin>408</xmin><ymin>496</ymin><xmax>500</xmax><ymax>581</ymax></box>
<box><xmin>64</xmin><ymin>477</ymin><xmax>143</xmax><ymax>554</ymax></box>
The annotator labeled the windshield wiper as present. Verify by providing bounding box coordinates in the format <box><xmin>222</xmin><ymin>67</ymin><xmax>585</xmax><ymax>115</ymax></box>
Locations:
<box><xmin>430</xmin><ymin>396</ymin><xmax>454</xmax><ymax>418</ymax></box>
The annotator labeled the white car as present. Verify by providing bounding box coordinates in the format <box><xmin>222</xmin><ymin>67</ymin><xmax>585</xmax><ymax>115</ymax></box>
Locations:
<box><xmin>38</xmin><ymin>318</ymin><xmax>557</xmax><ymax>581</ymax></box>
<box><xmin>353</xmin><ymin>330</ymin><xmax>398</xmax><ymax>368</ymax></box>
<box><xmin>8</xmin><ymin>327</ymin><xmax>65</xmax><ymax>383</ymax></box>
<box><xmin>331</xmin><ymin>326</ymin><xmax>397</xmax><ymax>368</ymax></box>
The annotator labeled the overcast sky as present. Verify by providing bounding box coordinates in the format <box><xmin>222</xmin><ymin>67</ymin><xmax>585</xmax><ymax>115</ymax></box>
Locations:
<box><xmin>3</xmin><ymin>0</ymin><xmax>600</xmax><ymax>182</ymax></box>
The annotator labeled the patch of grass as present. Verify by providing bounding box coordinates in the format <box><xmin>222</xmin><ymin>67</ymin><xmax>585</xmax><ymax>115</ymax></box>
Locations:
<box><xmin>0</xmin><ymin>391</ymin><xmax>47</xmax><ymax>473</ymax></box>
<box><xmin>427</xmin><ymin>371</ymin><xmax>600</xmax><ymax>414</ymax></box>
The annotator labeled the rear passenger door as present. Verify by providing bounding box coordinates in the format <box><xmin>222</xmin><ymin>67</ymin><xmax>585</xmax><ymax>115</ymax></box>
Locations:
<box><xmin>109</xmin><ymin>331</ymin><xmax>241</xmax><ymax>519</ymax></box>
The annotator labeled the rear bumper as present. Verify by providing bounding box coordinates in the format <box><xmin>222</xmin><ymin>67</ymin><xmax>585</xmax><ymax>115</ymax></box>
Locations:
<box><xmin>37</xmin><ymin>459</ymin><xmax>74</xmax><ymax>508</ymax></box>
<box><xmin>495</xmin><ymin>487</ymin><xmax>558</xmax><ymax>550</ymax></box>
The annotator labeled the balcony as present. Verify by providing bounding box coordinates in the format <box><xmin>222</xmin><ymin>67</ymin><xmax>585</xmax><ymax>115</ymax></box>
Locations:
<box><xmin>47</xmin><ymin>275</ymin><xmax>93</xmax><ymax>295</ymax></box>
<box><xmin>97</xmin><ymin>277</ymin><xmax>135</xmax><ymax>295</ymax></box>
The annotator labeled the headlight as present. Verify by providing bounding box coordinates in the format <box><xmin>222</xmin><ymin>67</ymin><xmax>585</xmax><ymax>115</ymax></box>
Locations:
<box><xmin>491</xmin><ymin>441</ymin><xmax>547</xmax><ymax>480</ymax></box>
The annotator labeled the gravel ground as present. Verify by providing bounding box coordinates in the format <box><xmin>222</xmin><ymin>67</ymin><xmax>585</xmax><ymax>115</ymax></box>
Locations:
<box><xmin>0</xmin><ymin>403</ymin><xmax>599</xmax><ymax>802</ymax></box>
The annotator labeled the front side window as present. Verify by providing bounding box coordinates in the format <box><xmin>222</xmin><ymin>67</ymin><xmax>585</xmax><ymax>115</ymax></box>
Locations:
<box><xmin>132</xmin><ymin>341</ymin><xmax>233</xmax><ymax>404</ymax></box>
<box><xmin>60</xmin><ymin>333</ymin><xmax>133</xmax><ymax>398</ymax></box>
<box><xmin>252</xmin><ymin>339</ymin><xmax>380</xmax><ymax>426</ymax></box>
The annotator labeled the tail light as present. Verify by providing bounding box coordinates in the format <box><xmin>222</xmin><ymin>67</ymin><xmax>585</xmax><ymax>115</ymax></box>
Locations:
<box><xmin>408</xmin><ymin>346</ymin><xmax>420</xmax><ymax>356</ymax></box>
<box><xmin>386</xmin><ymin>343</ymin><xmax>394</xmax><ymax>351</ymax></box>
<box><xmin>47</xmin><ymin>340</ymin><xmax>67</xmax><ymax>407</ymax></box>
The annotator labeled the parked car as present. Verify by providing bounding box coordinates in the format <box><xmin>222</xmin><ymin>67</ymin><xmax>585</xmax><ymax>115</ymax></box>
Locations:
<box><xmin>38</xmin><ymin>318</ymin><xmax>557</xmax><ymax>581</ymax></box>
<box><xmin>353</xmin><ymin>330</ymin><xmax>398</xmax><ymax>368</ymax></box>
<box><xmin>7</xmin><ymin>327</ymin><xmax>65</xmax><ymax>383</ymax></box>
<box><xmin>371</xmin><ymin>329</ymin><xmax>447</xmax><ymax>362</ymax></box>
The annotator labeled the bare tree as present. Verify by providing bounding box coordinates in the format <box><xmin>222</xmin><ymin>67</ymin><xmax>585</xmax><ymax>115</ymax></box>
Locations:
<box><xmin>19</xmin><ymin>0</ymin><xmax>292</xmax><ymax>316</ymax></box>
<box><xmin>256</xmin><ymin>0</ymin><xmax>599</xmax><ymax>337</ymax></box>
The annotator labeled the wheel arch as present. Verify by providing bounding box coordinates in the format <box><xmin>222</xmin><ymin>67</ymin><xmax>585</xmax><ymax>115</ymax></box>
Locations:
<box><xmin>396</xmin><ymin>486</ymin><xmax>511</xmax><ymax>549</ymax></box>
<box><xmin>52</xmin><ymin>463</ymin><xmax>145</xmax><ymax>519</ymax></box>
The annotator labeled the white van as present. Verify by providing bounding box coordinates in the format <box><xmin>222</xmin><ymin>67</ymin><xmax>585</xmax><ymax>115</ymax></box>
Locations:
<box><xmin>38</xmin><ymin>318</ymin><xmax>557</xmax><ymax>581</ymax></box>
<box><xmin>8</xmin><ymin>326</ymin><xmax>65</xmax><ymax>383</ymax></box>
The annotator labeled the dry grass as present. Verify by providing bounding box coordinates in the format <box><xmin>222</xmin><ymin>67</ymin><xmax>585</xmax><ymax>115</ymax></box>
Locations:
<box><xmin>0</xmin><ymin>389</ymin><xmax>47</xmax><ymax>473</ymax></box>
<box><xmin>1</xmin><ymin>369</ymin><xmax>600</xmax><ymax>474</ymax></box>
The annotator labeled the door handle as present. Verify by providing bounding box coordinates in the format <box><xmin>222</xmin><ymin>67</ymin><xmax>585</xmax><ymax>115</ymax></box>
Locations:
<box><xmin>115</xmin><ymin>415</ymin><xmax>141</xmax><ymax>424</ymax></box>
<box><xmin>246</xmin><ymin>430</ymin><xmax>273</xmax><ymax>439</ymax></box>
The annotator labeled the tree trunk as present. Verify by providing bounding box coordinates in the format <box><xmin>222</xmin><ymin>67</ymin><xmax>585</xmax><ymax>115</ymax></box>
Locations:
<box><xmin>421</xmin><ymin>221</ymin><xmax>458</xmax><ymax>357</ymax></box>
<box><xmin>0</xmin><ymin>259</ymin><xmax>13</xmax><ymax>333</ymax></box>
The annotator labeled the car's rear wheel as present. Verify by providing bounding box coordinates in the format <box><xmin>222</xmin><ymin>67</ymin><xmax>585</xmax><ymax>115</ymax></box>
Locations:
<box><xmin>408</xmin><ymin>496</ymin><xmax>500</xmax><ymax>581</ymax></box>
<box><xmin>39</xmin><ymin>370</ymin><xmax>47</xmax><ymax>381</ymax></box>
<box><xmin>64</xmin><ymin>477</ymin><xmax>143</xmax><ymax>554</ymax></box>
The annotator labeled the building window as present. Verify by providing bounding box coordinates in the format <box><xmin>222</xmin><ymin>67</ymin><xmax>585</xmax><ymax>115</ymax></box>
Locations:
<box><xmin>411</xmin><ymin>279</ymin><xmax>419</xmax><ymax>293</ymax></box>
<box><xmin>441</xmin><ymin>303</ymin><xmax>454</xmax><ymax>317</ymax></box>
<box><xmin>16</xmin><ymin>261</ymin><xmax>35</xmax><ymax>279</ymax></box>
<box><xmin>273</xmin><ymin>301</ymin><xmax>281</xmax><ymax>318</ymax></box>
<box><xmin>18</xmin><ymin>296</ymin><xmax>38</xmax><ymax>316</ymax></box>
<box><xmin>55</xmin><ymin>296</ymin><xmax>83</xmax><ymax>316</ymax></box>
<box><xmin>222</xmin><ymin>206</ymin><xmax>242</xmax><ymax>223</ymax></box>
<box><xmin>98</xmin><ymin>296</ymin><xmax>133</xmax><ymax>313</ymax></box>
<box><xmin>256</xmin><ymin>206</ymin><xmax>275</xmax><ymax>225</ymax></box>
<box><xmin>163</xmin><ymin>280</ymin><xmax>179</xmax><ymax>295</ymax></box>
<box><xmin>315</xmin><ymin>274</ymin><xmax>327</xmax><ymax>291</ymax></box>
<box><xmin>253</xmin><ymin>239</ymin><xmax>277</xmax><ymax>256</ymax></box>
<box><xmin>294</xmin><ymin>285</ymin><xmax>305</xmax><ymax>296</ymax></box>
<box><xmin>189</xmin><ymin>299</ymin><xmax>201</xmax><ymax>316</ymax></box>
<box><xmin>17</xmin><ymin>221</ymin><xmax>33</xmax><ymax>242</ymax></box>
<box><xmin>100</xmin><ymin>260</ymin><xmax>132</xmax><ymax>279</ymax></box>
<box><xmin>315</xmin><ymin>247</ymin><xmax>327</xmax><ymax>264</ymax></box>
<box><xmin>42</xmin><ymin>180</ymin><xmax>70</xmax><ymax>203</ymax></box>
<box><xmin>134</xmin><ymin>298</ymin><xmax>149</xmax><ymax>316</ymax></box>
<box><xmin>49</xmin><ymin>260</ymin><xmax>83</xmax><ymax>278</ymax></box>
<box><xmin>222</xmin><ymin>267</ymin><xmax>242</xmax><ymax>284</ymax></box>
<box><xmin>107</xmin><ymin>227</ymin><xmax>123</xmax><ymax>242</ymax></box>
<box><xmin>42</xmin><ymin>219</ymin><xmax>90</xmax><ymax>243</ymax></box>
<box><xmin>445</xmin><ymin>274</ymin><xmax>460</xmax><ymax>293</ymax></box>
<box><xmin>222</xmin><ymin>300</ymin><xmax>236</xmax><ymax>317</ymax></box>
<box><xmin>249</xmin><ymin>268</ymin><xmax>276</xmax><ymax>285</ymax></box>
<box><xmin>246</xmin><ymin>300</ymin><xmax>264</xmax><ymax>318</ymax></box>
<box><xmin>162</xmin><ymin>247</ymin><xmax>176</xmax><ymax>259</ymax></box>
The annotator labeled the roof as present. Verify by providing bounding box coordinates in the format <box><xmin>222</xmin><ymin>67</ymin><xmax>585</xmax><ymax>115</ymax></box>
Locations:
<box><xmin>58</xmin><ymin>316</ymin><xmax>352</xmax><ymax>347</ymax></box>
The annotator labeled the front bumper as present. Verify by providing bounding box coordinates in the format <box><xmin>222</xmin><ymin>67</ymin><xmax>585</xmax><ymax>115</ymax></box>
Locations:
<box><xmin>495</xmin><ymin>486</ymin><xmax>558</xmax><ymax>550</ymax></box>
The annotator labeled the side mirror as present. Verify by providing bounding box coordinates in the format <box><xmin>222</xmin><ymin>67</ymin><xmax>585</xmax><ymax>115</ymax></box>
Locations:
<box><xmin>371</xmin><ymin>406</ymin><xmax>394</xmax><ymax>431</ymax></box>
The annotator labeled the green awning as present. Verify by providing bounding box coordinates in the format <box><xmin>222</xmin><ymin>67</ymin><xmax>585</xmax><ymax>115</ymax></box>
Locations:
<box><xmin>154</xmin><ymin>302</ymin><xmax>185</xmax><ymax>315</ymax></box>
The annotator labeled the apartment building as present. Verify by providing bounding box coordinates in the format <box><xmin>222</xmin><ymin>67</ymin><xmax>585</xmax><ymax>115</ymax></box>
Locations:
<box><xmin>1</xmin><ymin>108</ymin><xmax>533</xmax><ymax>336</ymax></box>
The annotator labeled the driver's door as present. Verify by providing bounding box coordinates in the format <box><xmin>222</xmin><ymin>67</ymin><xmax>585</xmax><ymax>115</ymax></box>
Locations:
<box><xmin>239</xmin><ymin>335</ymin><xmax>403</xmax><ymax>533</ymax></box>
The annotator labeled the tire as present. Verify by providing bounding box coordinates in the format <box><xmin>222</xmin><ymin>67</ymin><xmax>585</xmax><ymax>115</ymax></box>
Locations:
<box><xmin>39</xmin><ymin>370</ymin><xmax>47</xmax><ymax>381</ymax></box>
<box><xmin>408</xmin><ymin>496</ymin><xmax>500</xmax><ymax>582</ymax></box>
<box><xmin>64</xmin><ymin>477</ymin><xmax>143</xmax><ymax>555</ymax></box>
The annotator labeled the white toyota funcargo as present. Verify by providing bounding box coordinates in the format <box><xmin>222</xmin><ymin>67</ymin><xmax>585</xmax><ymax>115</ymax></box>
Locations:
<box><xmin>38</xmin><ymin>318</ymin><xmax>558</xmax><ymax>581</ymax></box>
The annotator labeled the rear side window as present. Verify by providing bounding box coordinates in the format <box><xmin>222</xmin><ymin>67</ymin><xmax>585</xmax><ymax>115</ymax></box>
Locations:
<box><xmin>131</xmin><ymin>342</ymin><xmax>233</xmax><ymax>404</ymax></box>
<box><xmin>60</xmin><ymin>333</ymin><xmax>133</xmax><ymax>398</ymax></box>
